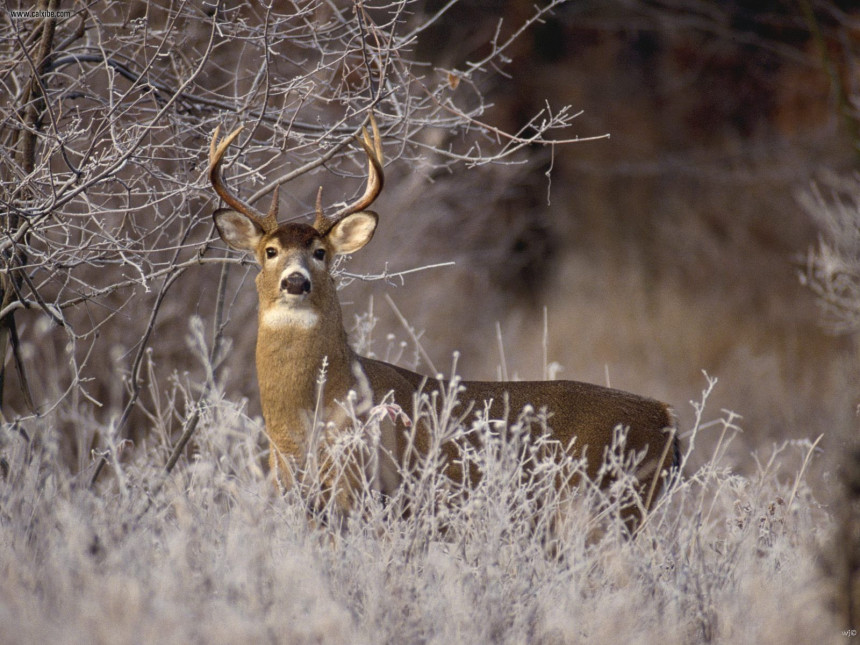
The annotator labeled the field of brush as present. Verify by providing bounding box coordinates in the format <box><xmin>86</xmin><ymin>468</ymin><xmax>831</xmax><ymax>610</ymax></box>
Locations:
<box><xmin>0</xmin><ymin>354</ymin><xmax>839</xmax><ymax>644</ymax></box>
<box><xmin>2</xmin><ymin>3</ymin><xmax>856</xmax><ymax>642</ymax></box>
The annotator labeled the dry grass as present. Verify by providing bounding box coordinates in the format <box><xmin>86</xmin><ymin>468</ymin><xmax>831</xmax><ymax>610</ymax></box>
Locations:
<box><xmin>0</xmin><ymin>329</ymin><xmax>842</xmax><ymax>644</ymax></box>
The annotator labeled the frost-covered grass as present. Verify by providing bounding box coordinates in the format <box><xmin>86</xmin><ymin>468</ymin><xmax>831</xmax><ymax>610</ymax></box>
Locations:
<box><xmin>0</xmin><ymin>367</ymin><xmax>840</xmax><ymax>645</ymax></box>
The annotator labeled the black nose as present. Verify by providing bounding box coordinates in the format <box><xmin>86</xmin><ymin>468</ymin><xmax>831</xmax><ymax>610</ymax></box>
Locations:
<box><xmin>282</xmin><ymin>272</ymin><xmax>311</xmax><ymax>295</ymax></box>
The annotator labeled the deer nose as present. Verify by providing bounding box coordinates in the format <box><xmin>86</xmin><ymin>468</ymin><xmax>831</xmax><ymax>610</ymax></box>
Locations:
<box><xmin>282</xmin><ymin>272</ymin><xmax>311</xmax><ymax>295</ymax></box>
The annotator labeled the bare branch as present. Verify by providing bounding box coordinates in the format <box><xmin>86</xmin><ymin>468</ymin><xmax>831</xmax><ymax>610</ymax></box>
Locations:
<box><xmin>0</xmin><ymin>0</ymin><xmax>590</xmax><ymax>481</ymax></box>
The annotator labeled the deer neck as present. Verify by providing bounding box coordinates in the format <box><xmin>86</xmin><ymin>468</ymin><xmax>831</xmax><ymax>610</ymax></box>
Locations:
<box><xmin>255</xmin><ymin>308</ymin><xmax>361</xmax><ymax>460</ymax></box>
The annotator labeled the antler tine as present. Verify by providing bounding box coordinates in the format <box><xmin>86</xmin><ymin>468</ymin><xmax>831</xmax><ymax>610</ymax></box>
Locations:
<box><xmin>329</xmin><ymin>113</ymin><xmax>385</xmax><ymax>221</ymax></box>
<box><xmin>209</xmin><ymin>125</ymin><xmax>279</xmax><ymax>233</ymax></box>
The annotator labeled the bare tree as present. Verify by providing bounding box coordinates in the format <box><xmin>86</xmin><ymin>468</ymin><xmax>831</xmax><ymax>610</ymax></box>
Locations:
<box><xmin>0</xmin><ymin>0</ymin><xmax>584</xmax><ymax>473</ymax></box>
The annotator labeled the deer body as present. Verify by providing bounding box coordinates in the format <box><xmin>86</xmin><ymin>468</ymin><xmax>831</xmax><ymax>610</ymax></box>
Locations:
<box><xmin>208</xmin><ymin>119</ymin><xmax>678</xmax><ymax>524</ymax></box>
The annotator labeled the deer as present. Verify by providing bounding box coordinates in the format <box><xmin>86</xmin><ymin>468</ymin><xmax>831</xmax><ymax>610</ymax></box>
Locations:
<box><xmin>207</xmin><ymin>115</ymin><xmax>680</xmax><ymax>532</ymax></box>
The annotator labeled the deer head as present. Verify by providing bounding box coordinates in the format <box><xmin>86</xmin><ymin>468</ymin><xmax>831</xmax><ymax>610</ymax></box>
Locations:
<box><xmin>208</xmin><ymin>117</ymin><xmax>384</xmax><ymax>329</ymax></box>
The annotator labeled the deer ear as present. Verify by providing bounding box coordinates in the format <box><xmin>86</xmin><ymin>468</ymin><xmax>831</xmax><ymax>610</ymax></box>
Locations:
<box><xmin>326</xmin><ymin>211</ymin><xmax>378</xmax><ymax>255</ymax></box>
<box><xmin>213</xmin><ymin>209</ymin><xmax>265</xmax><ymax>252</ymax></box>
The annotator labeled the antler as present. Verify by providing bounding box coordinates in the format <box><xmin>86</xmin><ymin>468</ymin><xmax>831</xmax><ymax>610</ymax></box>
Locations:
<box><xmin>314</xmin><ymin>113</ymin><xmax>384</xmax><ymax>233</ymax></box>
<box><xmin>209</xmin><ymin>125</ymin><xmax>280</xmax><ymax>234</ymax></box>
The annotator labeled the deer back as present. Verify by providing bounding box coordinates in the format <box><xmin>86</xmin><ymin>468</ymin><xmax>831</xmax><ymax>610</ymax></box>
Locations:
<box><xmin>359</xmin><ymin>357</ymin><xmax>677</xmax><ymax>491</ymax></box>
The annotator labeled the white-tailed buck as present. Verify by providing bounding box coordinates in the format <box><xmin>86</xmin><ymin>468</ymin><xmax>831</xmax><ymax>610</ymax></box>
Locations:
<box><xmin>208</xmin><ymin>116</ymin><xmax>679</xmax><ymax>529</ymax></box>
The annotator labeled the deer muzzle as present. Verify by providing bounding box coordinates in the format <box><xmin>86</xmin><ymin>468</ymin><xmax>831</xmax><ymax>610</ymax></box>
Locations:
<box><xmin>282</xmin><ymin>271</ymin><xmax>311</xmax><ymax>295</ymax></box>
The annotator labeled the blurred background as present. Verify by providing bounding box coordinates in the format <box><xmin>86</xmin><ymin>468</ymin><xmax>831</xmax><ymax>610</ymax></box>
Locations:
<box><xmin>338</xmin><ymin>0</ymin><xmax>860</xmax><ymax>473</ymax></box>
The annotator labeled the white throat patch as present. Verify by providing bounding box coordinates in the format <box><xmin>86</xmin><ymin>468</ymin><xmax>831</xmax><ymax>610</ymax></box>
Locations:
<box><xmin>260</xmin><ymin>305</ymin><xmax>319</xmax><ymax>329</ymax></box>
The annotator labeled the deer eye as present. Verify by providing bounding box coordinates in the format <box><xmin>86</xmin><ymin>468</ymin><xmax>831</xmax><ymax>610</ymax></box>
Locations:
<box><xmin>313</xmin><ymin>248</ymin><xmax>326</xmax><ymax>261</ymax></box>
<box><xmin>265</xmin><ymin>247</ymin><xmax>277</xmax><ymax>259</ymax></box>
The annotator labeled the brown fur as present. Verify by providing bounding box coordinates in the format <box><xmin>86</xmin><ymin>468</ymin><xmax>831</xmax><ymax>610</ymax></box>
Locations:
<box><xmin>212</xmin><ymin>211</ymin><xmax>678</xmax><ymax>527</ymax></box>
<box><xmin>207</xmin><ymin>125</ymin><xmax>679</xmax><ymax>530</ymax></box>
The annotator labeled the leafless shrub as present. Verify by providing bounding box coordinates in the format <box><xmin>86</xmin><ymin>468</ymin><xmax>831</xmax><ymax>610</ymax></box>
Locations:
<box><xmin>800</xmin><ymin>173</ymin><xmax>860</xmax><ymax>334</ymax></box>
<box><xmin>800</xmin><ymin>172</ymin><xmax>860</xmax><ymax>632</ymax></box>
<box><xmin>0</xmin><ymin>0</ymin><xmax>586</xmax><ymax>466</ymax></box>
